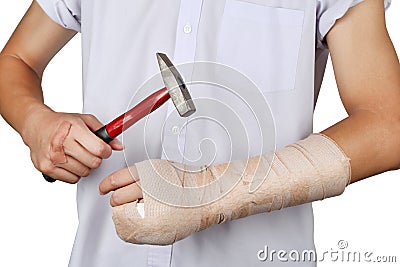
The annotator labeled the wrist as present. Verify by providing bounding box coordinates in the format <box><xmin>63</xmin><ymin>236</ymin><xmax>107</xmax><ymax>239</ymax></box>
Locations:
<box><xmin>20</xmin><ymin>102</ymin><xmax>54</xmax><ymax>146</ymax></box>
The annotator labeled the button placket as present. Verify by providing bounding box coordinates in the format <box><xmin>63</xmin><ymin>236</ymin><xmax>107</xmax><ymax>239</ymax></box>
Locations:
<box><xmin>154</xmin><ymin>1</ymin><xmax>203</xmax><ymax>266</ymax></box>
<box><xmin>161</xmin><ymin>0</ymin><xmax>203</xmax><ymax>163</ymax></box>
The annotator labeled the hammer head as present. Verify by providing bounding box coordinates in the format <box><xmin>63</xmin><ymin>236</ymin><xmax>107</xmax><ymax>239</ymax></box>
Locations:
<box><xmin>156</xmin><ymin>53</ymin><xmax>196</xmax><ymax>117</ymax></box>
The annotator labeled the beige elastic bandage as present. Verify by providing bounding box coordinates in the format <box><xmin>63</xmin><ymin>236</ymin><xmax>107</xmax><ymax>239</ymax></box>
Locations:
<box><xmin>112</xmin><ymin>134</ymin><xmax>351</xmax><ymax>245</ymax></box>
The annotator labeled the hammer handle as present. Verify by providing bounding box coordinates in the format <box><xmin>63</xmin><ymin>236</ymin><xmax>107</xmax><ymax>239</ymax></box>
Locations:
<box><xmin>43</xmin><ymin>87</ymin><xmax>170</xmax><ymax>183</ymax></box>
<box><xmin>105</xmin><ymin>87</ymin><xmax>169</xmax><ymax>138</ymax></box>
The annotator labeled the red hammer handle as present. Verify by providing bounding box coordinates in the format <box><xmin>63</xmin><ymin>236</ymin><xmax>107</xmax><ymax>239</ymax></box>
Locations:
<box><xmin>95</xmin><ymin>87</ymin><xmax>170</xmax><ymax>141</ymax></box>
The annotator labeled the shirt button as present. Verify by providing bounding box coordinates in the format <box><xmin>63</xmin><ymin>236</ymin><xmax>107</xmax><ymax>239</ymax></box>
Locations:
<box><xmin>172</xmin><ymin>126</ymin><xmax>180</xmax><ymax>135</ymax></box>
<box><xmin>183</xmin><ymin>24</ymin><xmax>192</xmax><ymax>34</ymax></box>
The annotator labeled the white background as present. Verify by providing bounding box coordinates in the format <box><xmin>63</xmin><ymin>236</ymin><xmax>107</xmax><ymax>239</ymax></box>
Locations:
<box><xmin>0</xmin><ymin>1</ymin><xmax>399</xmax><ymax>266</ymax></box>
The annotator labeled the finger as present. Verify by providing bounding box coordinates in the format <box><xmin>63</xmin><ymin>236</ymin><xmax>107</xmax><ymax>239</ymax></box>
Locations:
<box><xmin>110</xmin><ymin>183</ymin><xmax>143</xmax><ymax>207</ymax></box>
<box><xmin>81</xmin><ymin>114</ymin><xmax>124</xmax><ymax>151</ymax></box>
<box><xmin>99</xmin><ymin>166</ymin><xmax>139</xmax><ymax>195</ymax></box>
<box><xmin>44</xmin><ymin>167</ymin><xmax>80</xmax><ymax>184</ymax></box>
<box><xmin>56</xmin><ymin>155</ymin><xmax>91</xmax><ymax>177</ymax></box>
<box><xmin>80</xmin><ymin>113</ymin><xmax>124</xmax><ymax>151</ymax></box>
<box><xmin>109</xmin><ymin>139</ymin><xmax>124</xmax><ymax>151</ymax></box>
<box><xmin>79</xmin><ymin>114</ymin><xmax>104</xmax><ymax>131</ymax></box>
<box><xmin>63</xmin><ymin>137</ymin><xmax>102</xmax><ymax>169</ymax></box>
<box><xmin>72</xmin><ymin>124</ymin><xmax>112</xmax><ymax>159</ymax></box>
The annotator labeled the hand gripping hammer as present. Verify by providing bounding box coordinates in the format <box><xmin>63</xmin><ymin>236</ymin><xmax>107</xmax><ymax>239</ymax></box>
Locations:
<box><xmin>43</xmin><ymin>53</ymin><xmax>196</xmax><ymax>182</ymax></box>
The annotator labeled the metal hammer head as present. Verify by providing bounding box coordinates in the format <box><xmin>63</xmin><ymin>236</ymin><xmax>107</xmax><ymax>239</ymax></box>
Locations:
<box><xmin>156</xmin><ymin>53</ymin><xmax>196</xmax><ymax>117</ymax></box>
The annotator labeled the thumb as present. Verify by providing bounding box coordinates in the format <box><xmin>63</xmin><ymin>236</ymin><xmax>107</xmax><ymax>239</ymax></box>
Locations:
<box><xmin>80</xmin><ymin>114</ymin><xmax>103</xmax><ymax>131</ymax></box>
<box><xmin>109</xmin><ymin>139</ymin><xmax>124</xmax><ymax>151</ymax></box>
<box><xmin>80</xmin><ymin>114</ymin><xmax>124</xmax><ymax>150</ymax></box>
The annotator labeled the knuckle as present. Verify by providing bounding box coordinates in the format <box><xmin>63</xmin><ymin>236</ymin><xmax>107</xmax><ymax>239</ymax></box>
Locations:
<box><xmin>109</xmin><ymin>175</ymin><xmax>118</xmax><ymax>187</ymax></box>
<box><xmin>31</xmin><ymin>155</ymin><xmax>40</xmax><ymax>169</ymax></box>
<box><xmin>83</xmin><ymin>113</ymin><xmax>100</xmax><ymax>126</ymax></box>
<box><xmin>103</xmin><ymin>147</ymin><xmax>112</xmax><ymax>158</ymax></box>
<box><xmin>38</xmin><ymin>160</ymin><xmax>53</xmax><ymax>174</ymax></box>
<box><xmin>91</xmin><ymin>157</ymin><xmax>102</xmax><ymax>168</ymax></box>
<box><xmin>68</xmin><ymin>176</ymin><xmax>80</xmax><ymax>184</ymax></box>
<box><xmin>69</xmin><ymin>116</ymin><xmax>81</xmax><ymax>126</ymax></box>
<box><xmin>96</xmin><ymin>145</ymin><xmax>105</xmax><ymax>156</ymax></box>
<box><xmin>86</xmin><ymin>114</ymin><xmax>96</xmax><ymax>121</ymax></box>
<box><xmin>96</xmin><ymin>144</ymin><xmax>111</xmax><ymax>158</ymax></box>
<box><xmin>111</xmin><ymin>192</ymin><xmax>120</xmax><ymax>206</ymax></box>
<box><xmin>81</xmin><ymin>168</ymin><xmax>91</xmax><ymax>177</ymax></box>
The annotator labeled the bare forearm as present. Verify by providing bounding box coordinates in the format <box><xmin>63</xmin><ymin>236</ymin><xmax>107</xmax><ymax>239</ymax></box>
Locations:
<box><xmin>0</xmin><ymin>54</ymin><xmax>51</xmax><ymax>138</ymax></box>
<box><xmin>0</xmin><ymin>1</ymin><xmax>77</xmax><ymax>139</ymax></box>
<box><xmin>322</xmin><ymin>110</ymin><xmax>400</xmax><ymax>183</ymax></box>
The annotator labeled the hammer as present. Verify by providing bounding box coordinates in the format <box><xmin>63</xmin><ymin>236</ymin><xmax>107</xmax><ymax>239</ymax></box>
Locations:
<box><xmin>43</xmin><ymin>53</ymin><xmax>196</xmax><ymax>182</ymax></box>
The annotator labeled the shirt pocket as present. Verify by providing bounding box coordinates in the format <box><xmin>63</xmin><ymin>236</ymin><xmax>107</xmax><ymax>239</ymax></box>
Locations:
<box><xmin>216</xmin><ymin>0</ymin><xmax>304</xmax><ymax>93</ymax></box>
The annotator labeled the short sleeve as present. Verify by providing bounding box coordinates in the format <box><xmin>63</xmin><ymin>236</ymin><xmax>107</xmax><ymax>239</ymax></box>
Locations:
<box><xmin>316</xmin><ymin>0</ymin><xmax>392</xmax><ymax>48</ymax></box>
<box><xmin>36</xmin><ymin>0</ymin><xmax>81</xmax><ymax>32</ymax></box>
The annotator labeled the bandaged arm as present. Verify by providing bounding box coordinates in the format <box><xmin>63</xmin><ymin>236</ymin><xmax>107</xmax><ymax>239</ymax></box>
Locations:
<box><xmin>113</xmin><ymin>134</ymin><xmax>351</xmax><ymax>245</ymax></box>
<box><xmin>111</xmin><ymin>1</ymin><xmax>400</xmax><ymax>246</ymax></box>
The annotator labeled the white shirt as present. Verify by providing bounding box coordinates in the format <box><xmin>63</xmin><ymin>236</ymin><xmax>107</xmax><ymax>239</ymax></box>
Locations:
<box><xmin>36</xmin><ymin>0</ymin><xmax>391</xmax><ymax>266</ymax></box>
